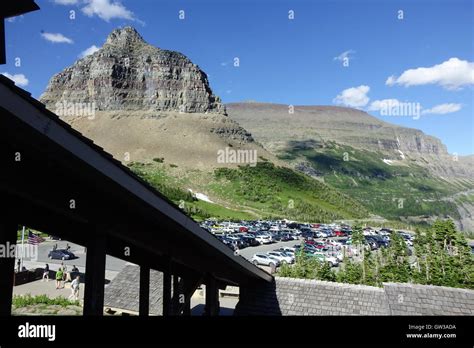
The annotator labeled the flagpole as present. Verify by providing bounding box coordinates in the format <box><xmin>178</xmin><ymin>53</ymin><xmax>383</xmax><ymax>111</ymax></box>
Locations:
<box><xmin>20</xmin><ymin>226</ymin><xmax>25</xmax><ymax>270</ymax></box>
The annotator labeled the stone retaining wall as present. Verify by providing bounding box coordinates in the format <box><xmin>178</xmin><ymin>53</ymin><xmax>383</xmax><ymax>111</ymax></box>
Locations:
<box><xmin>234</xmin><ymin>277</ymin><xmax>474</xmax><ymax>316</ymax></box>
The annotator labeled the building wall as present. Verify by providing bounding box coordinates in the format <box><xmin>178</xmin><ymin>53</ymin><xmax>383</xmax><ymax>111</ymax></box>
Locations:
<box><xmin>234</xmin><ymin>277</ymin><xmax>474</xmax><ymax>316</ymax></box>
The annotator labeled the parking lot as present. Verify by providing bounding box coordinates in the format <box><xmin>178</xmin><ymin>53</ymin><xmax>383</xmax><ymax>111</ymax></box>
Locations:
<box><xmin>201</xmin><ymin>219</ymin><xmax>418</xmax><ymax>271</ymax></box>
<box><xmin>237</xmin><ymin>239</ymin><xmax>301</xmax><ymax>261</ymax></box>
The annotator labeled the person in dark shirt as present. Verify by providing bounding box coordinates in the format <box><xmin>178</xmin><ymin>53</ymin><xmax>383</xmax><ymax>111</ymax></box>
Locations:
<box><xmin>42</xmin><ymin>264</ymin><xmax>50</xmax><ymax>281</ymax></box>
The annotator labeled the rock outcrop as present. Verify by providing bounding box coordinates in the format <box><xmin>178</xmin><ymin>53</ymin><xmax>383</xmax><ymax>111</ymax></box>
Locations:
<box><xmin>38</xmin><ymin>27</ymin><xmax>276</xmax><ymax>168</ymax></box>
<box><xmin>41</xmin><ymin>26</ymin><xmax>225</xmax><ymax>114</ymax></box>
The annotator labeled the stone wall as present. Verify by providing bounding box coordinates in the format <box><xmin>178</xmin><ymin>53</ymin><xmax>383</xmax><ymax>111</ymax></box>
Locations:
<box><xmin>234</xmin><ymin>277</ymin><xmax>474</xmax><ymax>316</ymax></box>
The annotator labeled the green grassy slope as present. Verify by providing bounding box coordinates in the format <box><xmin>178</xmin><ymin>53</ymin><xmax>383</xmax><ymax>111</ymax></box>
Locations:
<box><xmin>127</xmin><ymin>160</ymin><xmax>369</xmax><ymax>222</ymax></box>
<box><xmin>279</xmin><ymin>142</ymin><xmax>471</xmax><ymax>221</ymax></box>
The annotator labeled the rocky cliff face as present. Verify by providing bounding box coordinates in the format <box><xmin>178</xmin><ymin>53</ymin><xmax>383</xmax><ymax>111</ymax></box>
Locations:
<box><xmin>225</xmin><ymin>102</ymin><xmax>474</xmax><ymax>177</ymax></box>
<box><xmin>226</xmin><ymin>103</ymin><xmax>448</xmax><ymax>159</ymax></box>
<box><xmin>41</xmin><ymin>27</ymin><xmax>225</xmax><ymax>114</ymax></box>
<box><xmin>38</xmin><ymin>27</ymin><xmax>275</xmax><ymax>168</ymax></box>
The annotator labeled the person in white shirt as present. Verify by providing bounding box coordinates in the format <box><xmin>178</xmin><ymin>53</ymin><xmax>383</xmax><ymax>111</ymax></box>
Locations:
<box><xmin>69</xmin><ymin>276</ymin><xmax>80</xmax><ymax>301</ymax></box>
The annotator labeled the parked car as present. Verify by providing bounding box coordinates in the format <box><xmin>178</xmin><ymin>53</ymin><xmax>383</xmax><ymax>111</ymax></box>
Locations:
<box><xmin>48</xmin><ymin>249</ymin><xmax>76</xmax><ymax>260</ymax></box>
<box><xmin>275</xmin><ymin>247</ymin><xmax>296</xmax><ymax>255</ymax></box>
<box><xmin>298</xmin><ymin>249</ymin><xmax>326</xmax><ymax>262</ymax></box>
<box><xmin>364</xmin><ymin>237</ymin><xmax>379</xmax><ymax>250</ymax></box>
<box><xmin>218</xmin><ymin>236</ymin><xmax>238</xmax><ymax>251</ymax></box>
<box><xmin>313</xmin><ymin>252</ymin><xmax>339</xmax><ymax>267</ymax></box>
<box><xmin>241</xmin><ymin>235</ymin><xmax>260</xmax><ymax>246</ymax></box>
<box><xmin>251</xmin><ymin>253</ymin><xmax>280</xmax><ymax>267</ymax></box>
<box><xmin>267</xmin><ymin>251</ymin><xmax>294</xmax><ymax>264</ymax></box>
<box><xmin>270</xmin><ymin>232</ymin><xmax>282</xmax><ymax>242</ymax></box>
<box><xmin>255</xmin><ymin>234</ymin><xmax>272</xmax><ymax>244</ymax></box>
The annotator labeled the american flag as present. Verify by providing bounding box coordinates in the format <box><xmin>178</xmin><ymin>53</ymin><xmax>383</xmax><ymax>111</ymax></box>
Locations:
<box><xmin>28</xmin><ymin>231</ymin><xmax>45</xmax><ymax>245</ymax></box>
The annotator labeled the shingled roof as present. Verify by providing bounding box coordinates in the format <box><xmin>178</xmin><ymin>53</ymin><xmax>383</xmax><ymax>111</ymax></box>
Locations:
<box><xmin>104</xmin><ymin>265</ymin><xmax>165</xmax><ymax>315</ymax></box>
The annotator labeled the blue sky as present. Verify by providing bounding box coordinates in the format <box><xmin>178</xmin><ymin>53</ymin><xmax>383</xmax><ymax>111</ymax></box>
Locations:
<box><xmin>3</xmin><ymin>0</ymin><xmax>473</xmax><ymax>155</ymax></box>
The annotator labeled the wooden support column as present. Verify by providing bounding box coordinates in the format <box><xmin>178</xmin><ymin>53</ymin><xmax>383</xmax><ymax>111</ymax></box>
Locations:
<box><xmin>83</xmin><ymin>230</ymin><xmax>106</xmax><ymax>316</ymax></box>
<box><xmin>139</xmin><ymin>265</ymin><xmax>150</xmax><ymax>317</ymax></box>
<box><xmin>183</xmin><ymin>283</ymin><xmax>192</xmax><ymax>316</ymax></box>
<box><xmin>204</xmin><ymin>275</ymin><xmax>219</xmax><ymax>316</ymax></box>
<box><xmin>162</xmin><ymin>257</ymin><xmax>172</xmax><ymax>316</ymax></box>
<box><xmin>0</xmin><ymin>220</ymin><xmax>17</xmax><ymax>315</ymax></box>
<box><xmin>172</xmin><ymin>274</ymin><xmax>180</xmax><ymax>315</ymax></box>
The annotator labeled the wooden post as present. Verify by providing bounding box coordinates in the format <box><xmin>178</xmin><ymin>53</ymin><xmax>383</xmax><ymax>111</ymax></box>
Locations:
<box><xmin>83</xmin><ymin>230</ymin><xmax>106</xmax><ymax>316</ymax></box>
<box><xmin>139</xmin><ymin>265</ymin><xmax>150</xmax><ymax>316</ymax></box>
<box><xmin>0</xmin><ymin>220</ymin><xmax>17</xmax><ymax>315</ymax></box>
<box><xmin>172</xmin><ymin>274</ymin><xmax>180</xmax><ymax>315</ymax></box>
<box><xmin>204</xmin><ymin>275</ymin><xmax>219</xmax><ymax>316</ymax></box>
<box><xmin>162</xmin><ymin>257</ymin><xmax>171</xmax><ymax>316</ymax></box>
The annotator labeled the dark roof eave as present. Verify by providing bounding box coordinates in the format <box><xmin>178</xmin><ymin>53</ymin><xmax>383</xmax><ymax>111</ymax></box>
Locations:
<box><xmin>1</xmin><ymin>0</ymin><xmax>40</xmax><ymax>19</ymax></box>
<box><xmin>0</xmin><ymin>75</ymin><xmax>273</xmax><ymax>284</ymax></box>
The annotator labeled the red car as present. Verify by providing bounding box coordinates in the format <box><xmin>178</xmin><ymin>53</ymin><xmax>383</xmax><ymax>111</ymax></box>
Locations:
<box><xmin>304</xmin><ymin>240</ymin><xmax>326</xmax><ymax>249</ymax></box>
<box><xmin>304</xmin><ymin>238</ymin><xmax>317</xmax><ymax>245</ymax></box>
<box><xmin>335</xmin><ymin>230</ymin><xmax>346</xmax><ymax>237</ymax></box>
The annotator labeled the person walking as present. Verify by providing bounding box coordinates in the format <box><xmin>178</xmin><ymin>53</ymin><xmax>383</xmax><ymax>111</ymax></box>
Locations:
<box><xmin>42</xmin><ymin>264</ymin><xmax>49</xmax><ymax>281</ymax></box>
<box><xmin>69</xmin><ymin>275</ymin><xmax>80</xmax><ymax>301</ymax></box>
<box><xmin>55</xmin><ymin>268</ymin><xmax>64</xmax><ymax>289</ymax></box>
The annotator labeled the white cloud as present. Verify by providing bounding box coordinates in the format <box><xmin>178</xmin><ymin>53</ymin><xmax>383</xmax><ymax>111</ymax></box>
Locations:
<box><xmin>334</xmin><ymin>49</ymin><xmax>355</xmax><ymax>62</ymax></box>
<box><xmin>79</xmin><ymin>45</ymin><xmax>100</xmax><ymax>58</ymax></box>
<box><xmin>81</xmin><ymin>0</ymin><xmax>135</xmax><ymax>22</ymax></box>
<box><xmin>41</xmin><ymin>32</ymin><xmax>74</xmax><ymax>44</ymax></box>
<box><xmin>368</xmin><ymin>99</ymin><xmax>402</xmax><ymax>111</ymax></box>
<box><xmin>6</xmin><ymin>15</ymin><xmax>24</xmax><ymax>23</ymax></box>
<box><xmin>1</xmin><ymin>73</ymin><xmax>29</xmax><ymax>87</ymax></box>
<box><xmin>386</xmin><ymin>58</ymin><xmax>474</xmax><ymax>90</ymax></box>
<box><xmin>333</xmin><ymin>85</ymin><xmax>370</xmax><ymax>108</ymax></box>
<box><xmin>421</xmin><ymin>103</ymin><xmax>462</xmax><ymax>115</ymax></box>
<box><xmin>53</xmin><ymin>0</ymin><xmax>79</xmax><ymax>4</ymax></box>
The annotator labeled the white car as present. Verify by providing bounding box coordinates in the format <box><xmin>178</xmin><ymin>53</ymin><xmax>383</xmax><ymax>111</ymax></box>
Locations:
<box><xmin>251</xmin><ymin>253</ymin><xmax>280</xmax><ymax>267</ymax></box>
<box><xmin>313</xmin><ymin>252</ymin><xmax>339</xmax><ymax>267</ymax></box>
<box><xmin>255</xmin><ymin>235</ymin><xmax>272</xmax><ymax>244</ymax></box>
<box><xmin>281</xmin><ymin>246</ymin><xmax>296</xmax><ymax>253</ymax></box>
<box><xmin>267</xmin><ymin>251</ymin><xmax>294</xmax><ymax>264</ymax></box>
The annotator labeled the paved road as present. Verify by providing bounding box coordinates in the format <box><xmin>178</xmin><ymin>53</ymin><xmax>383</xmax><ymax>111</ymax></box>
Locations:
<box><xmin>17</xmin><ymin>239</ymin><xmax>127</xmax><ymax>272</ymax></box>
